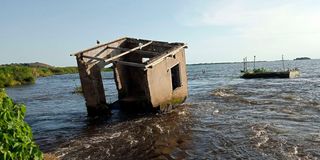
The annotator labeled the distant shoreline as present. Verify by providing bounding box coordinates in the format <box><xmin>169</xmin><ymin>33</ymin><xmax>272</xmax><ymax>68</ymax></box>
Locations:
<box><xmin>0</xmin><ymin>62</ymin><xmax>112</xmax><ymax>88</ymax></box>
<box><xmin>187</xmin><ymin>59</ymin><xmax>318</xmax><ymax>66</ymax></box>
<box><xmin>187</xmin><ymin>61</ymin><xmax>267</xmax><ymax>66</ymax></box>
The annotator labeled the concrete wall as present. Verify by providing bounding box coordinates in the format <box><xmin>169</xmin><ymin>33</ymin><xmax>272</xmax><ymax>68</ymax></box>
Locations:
<box><xmin>76</xmin><ymin>39</ymin><xmax>125</xmax><ymax>116</ymax></box>
<box><xmin>113</xmin><ymin>53</ymin><xmax>151</xmax><ymax>109</ymax></box>
<box><xmin>146</xmin><ymin>48</ymin><xmax>188</xmax><ymax>108</ymax></box>
<box><xmin>75</xmin><ymin>37</ymin><xmax>187</xmax><ymax>115</ymax></box>
<box><xmin>113</xmin><ymin>63</ymin><xmax>149</xmax><ymax>99</ymax></box>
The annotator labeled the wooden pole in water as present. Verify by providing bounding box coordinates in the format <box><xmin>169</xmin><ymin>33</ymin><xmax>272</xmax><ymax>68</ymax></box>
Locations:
<box><xmin>282</xmin><ymin>54</ymin><xmax>285</xmax><ymax>71</ymax></box>
<box><xmin>243</xmin><ymin>58</ymin><xmax>245</xmax><ymax>72</ymax></box>
<box><xmin>245</xmin><ymin>57</ymin><xmax>247</xmax><ymax>72</ymax></box>
<box><xmin>253</xmin><ymin>56</ymin><xmax>256</xmax><ymax>70</ymax></box>
<box><xmin>246</xmin><ymin>57</ymin><xmax>248</xmax><ymax>72</ymax></box>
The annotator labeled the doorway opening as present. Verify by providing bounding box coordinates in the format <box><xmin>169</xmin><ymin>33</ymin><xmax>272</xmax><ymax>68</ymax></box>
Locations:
<box><xmin>171</xmin><ymin>64</ymin><xmax>181</xmax><ymax>91</ymax></box>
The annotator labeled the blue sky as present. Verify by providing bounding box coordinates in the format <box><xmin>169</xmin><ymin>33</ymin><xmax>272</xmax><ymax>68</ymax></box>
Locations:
<box><xmin>1</xmin><ymin>0</ymin><xmax>320</xmax><ymax>66</ymax></box>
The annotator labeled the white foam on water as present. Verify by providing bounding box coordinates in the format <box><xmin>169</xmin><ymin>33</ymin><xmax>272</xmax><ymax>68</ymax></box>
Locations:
<box><xmin>156</xmin><ymin>124</ymin><xmax>164</xmax><ymax>134</ymax></box>
<box><xmin>293</xmin><ymin>146</ymin><xmax>298</xmax><ymax>155</ymax></box>
<box><xmin>130</xmin><ymin>140</ymin><xmax>139</xmax><ymax>146</ymax></box>
<box><xmin>250</xmin><ymin>125</ymin><xmax>270</xmax><ymax>148</ymax></box>
<box><xmin>146</xmin><ymin>126</ymin><xmax>153</xmax><ymax>134</ymax></box>
<box><xmin>83</xmin><ymin>144</ymin><xmax>90</xmax><ymax>149</ymax></box>
<box><xmin>109</xmin><ymin>132</ymin><xmax>121</xmax><ymax>139</ymax></box>
<box><xmin>178</xmin><ymin>111</ymin><xmax>186</xmax><ymax>115</ymax></box>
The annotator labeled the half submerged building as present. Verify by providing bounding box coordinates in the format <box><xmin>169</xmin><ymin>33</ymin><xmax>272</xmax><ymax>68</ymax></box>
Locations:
<box><xmin>72</xmin><ymin>37</ymin><xmax>188</xmax><ymax>116</ymax></box>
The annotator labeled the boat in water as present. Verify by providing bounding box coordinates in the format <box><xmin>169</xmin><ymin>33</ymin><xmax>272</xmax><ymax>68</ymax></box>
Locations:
<box><xmin>241</xmin><ymin>68</ymin><xmax>300</xmax><ymax>79</ymax></box>
<box><xmin>240</xmin><ymin>56</ymin><xmax>300</xmax><ymax>79</ymax></box>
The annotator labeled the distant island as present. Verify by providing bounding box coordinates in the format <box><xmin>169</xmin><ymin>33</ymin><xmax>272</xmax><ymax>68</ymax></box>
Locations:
<box><xmin>294</xmin><ymin>57</ymin><xmax>311</xmax><ymax>60</ymax></box>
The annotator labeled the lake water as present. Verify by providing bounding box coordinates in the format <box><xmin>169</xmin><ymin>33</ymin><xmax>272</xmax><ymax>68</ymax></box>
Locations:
<box><xmin>6</xmin><ymin>59</ymin><xmax>320</xmax><ymax>159</ymax></box>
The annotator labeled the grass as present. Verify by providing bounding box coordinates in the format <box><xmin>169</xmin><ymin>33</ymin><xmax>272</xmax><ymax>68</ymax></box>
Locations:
<box><xmin>48</xmin><ymin>67</ymin><xmax>78</xmax><ymax>75</ymax></box>
<box><xmin>0</xmin><ymin>88</ymin><xmax>43</xmax><ymax>159</ymax></box>
<box><xmin>242</xmin><ymin>67</ymin><xmax>270</xmax><ymax>75</ymax></box>
<box><xmin>102</xmin><ymin>67</ymin><xmax>113</xmax><ymax>72</ymax></box>
<box><xmin>252</xmin><ymin>67</ymin><xmax>270</xmax><ymax>73</ymax></box>
<box><xmin>0</xmin><ymin>65</ymin><xmax>112</xmax><ymax>88</ymax></box>
<box><xmin>0</xmin><ymin>66</ymin><xmax>36</xmax><ymax>88</ymax></box>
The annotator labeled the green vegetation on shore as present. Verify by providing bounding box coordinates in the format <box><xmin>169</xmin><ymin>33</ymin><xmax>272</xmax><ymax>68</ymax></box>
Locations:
<box><xmin>102</xmin><ymin>67</ymin><xmax>113</xmax><ymax>72</ymax></box>
<box><xmin>0</xmin><ymin>64</ymin><xmax>113</xmax><ymax>88</ymax></box>
<box><xmin>0</xmin><ymin>89</ymin><xmax>43</xmax><ymax>159</ymax></box>
<box><xmin>0</xmin><ymin>66</ymin><xmax>36</xmax><ymax>87</ymax></box>
<box><xmin>0</xmin><ymin>65</ymin><xmax>78</xmax><ymax>87</ymax></box>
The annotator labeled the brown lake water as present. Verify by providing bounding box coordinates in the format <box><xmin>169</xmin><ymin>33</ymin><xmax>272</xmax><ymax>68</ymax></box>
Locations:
<box><xmin>6</xmin><ymin>59</ymin><xmax>320</xmax><ymax>159</ymax></box>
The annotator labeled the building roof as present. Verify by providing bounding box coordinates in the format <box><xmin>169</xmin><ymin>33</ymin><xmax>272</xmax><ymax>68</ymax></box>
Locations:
<box><xmin>72</xmin><ymin>37</ymin><xmax>187</xmax><ymax>69</ymax></box>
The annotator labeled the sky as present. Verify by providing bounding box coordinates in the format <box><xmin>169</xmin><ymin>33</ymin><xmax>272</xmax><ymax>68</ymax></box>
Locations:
<box><xmin>1</xmin><ymin>0</ymin><xmax>320</xmax><ymax>66</ymax></box>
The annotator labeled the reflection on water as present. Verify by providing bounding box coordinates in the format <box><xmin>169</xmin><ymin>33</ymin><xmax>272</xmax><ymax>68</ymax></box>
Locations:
<box><xmin>6</xmin><ymin>59</ymin><xmax>320</xmax><ymax>159</ymax></box>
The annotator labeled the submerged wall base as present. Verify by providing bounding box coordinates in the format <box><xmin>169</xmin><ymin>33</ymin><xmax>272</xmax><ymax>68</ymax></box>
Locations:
<box><xmin>86</xmin><ymin>104</ymin><xmax>111</xmax><ymax>117</ymax></box>
<box><xmin>159</xmin><ymin>97</ymin><xmax>186</xmax><ymax>112</ymax></box>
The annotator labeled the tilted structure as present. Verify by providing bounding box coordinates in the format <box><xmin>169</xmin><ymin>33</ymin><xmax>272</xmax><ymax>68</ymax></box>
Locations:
<box><xmin>72</xmin><ymin>37</ymin><xmax>188</xmax><ymax>116</ymax></box>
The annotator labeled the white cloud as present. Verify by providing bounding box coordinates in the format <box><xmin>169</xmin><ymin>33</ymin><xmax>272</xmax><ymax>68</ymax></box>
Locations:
<box><xmin>187</xmin><ymin>0</ymin><xmax>320</xmax><ymax>34</ymax></box>
<box><xmin>179</xmin><ymin>0</ymin><xmax>320</xmax><ymax>62</ymax></box>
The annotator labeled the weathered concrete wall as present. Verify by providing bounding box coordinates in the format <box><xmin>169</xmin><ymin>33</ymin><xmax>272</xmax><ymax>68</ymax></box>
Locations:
<box><xmin>146</xmin><ymin>48</ymin><xmax>188</xmax><ymax>109</ymax></box>
<box><xmin>76</xmin><ymin>57</ymin><xmax>107</xmax><ymax>116</ymax></box>
<box><xmin>76</xmin><ymin>39</ymin><xmax>125</xmax><ymax>116</ymax></box>
<box><xmin>113</xmin><ymin>63</ymin><xmax>148</xmax><ymax>98</ymax></box>
<box><xmin>75</xmin><ymin>37</ymin><xmax>188</xmax><ymax>115</ymax></box>
<box><xmin>113</xmin><ymin>53</ymin><xmax>151</xmax><ymax>109</ymax></box>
